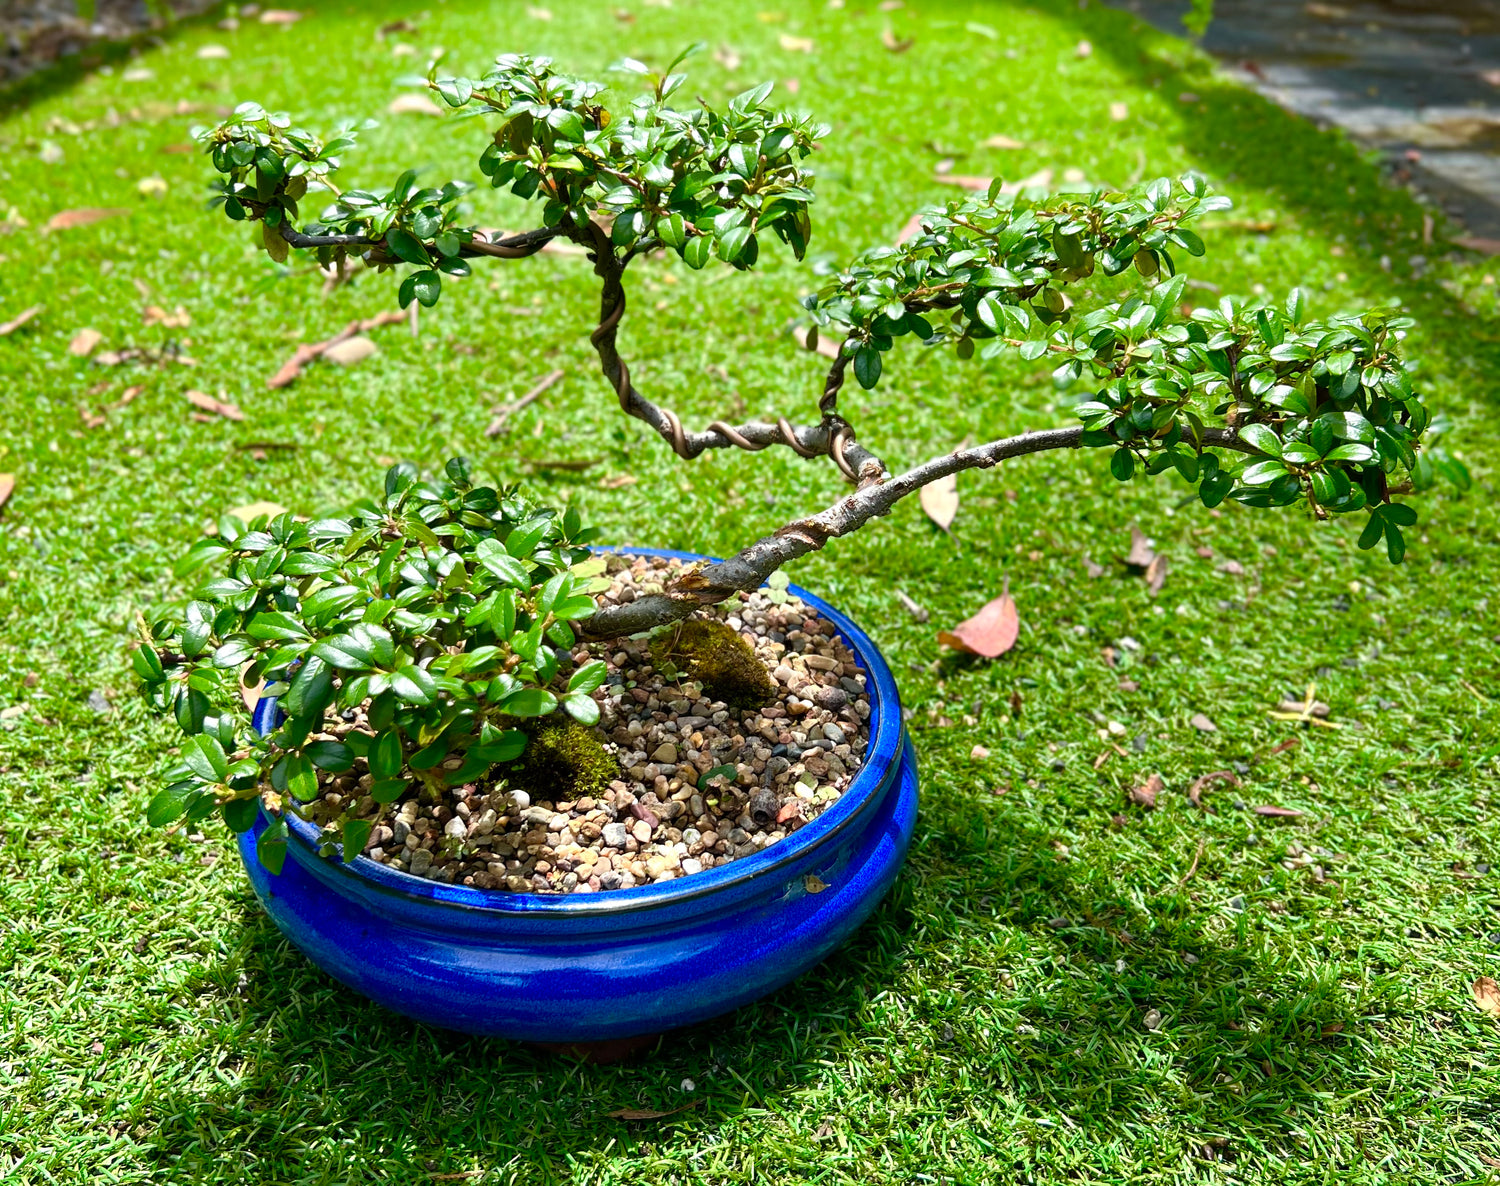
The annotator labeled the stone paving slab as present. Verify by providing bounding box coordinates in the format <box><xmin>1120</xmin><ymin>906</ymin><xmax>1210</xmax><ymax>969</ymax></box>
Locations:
<box><xmin>1110</xmin><ymin>0</ymin><xmax>1500</xmax><ymax>240</ymax></box>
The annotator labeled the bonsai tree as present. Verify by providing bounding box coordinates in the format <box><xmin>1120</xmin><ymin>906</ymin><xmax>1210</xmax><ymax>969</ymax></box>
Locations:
<box><xmin>138</xmin><ymin>49</ymin><xmax>1464</xmax><ymax>867</ymax></box>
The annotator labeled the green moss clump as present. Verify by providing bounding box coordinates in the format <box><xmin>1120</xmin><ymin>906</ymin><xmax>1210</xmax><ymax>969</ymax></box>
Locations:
<box><xmin>651</xmin><ymin>618</ymin><xmax>778</xmax><ymax>709</ymax></box>
<box><xmin>506</xmin><ymin>719</ymin><xmax>620</xmax><ymax>802</ymax></box>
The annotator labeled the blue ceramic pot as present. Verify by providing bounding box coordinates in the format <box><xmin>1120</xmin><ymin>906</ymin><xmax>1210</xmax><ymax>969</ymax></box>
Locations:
<box><xmin>239</xmin><ymin>548</ymin><xmax>917</xmax><ymax>1042</ymax></box>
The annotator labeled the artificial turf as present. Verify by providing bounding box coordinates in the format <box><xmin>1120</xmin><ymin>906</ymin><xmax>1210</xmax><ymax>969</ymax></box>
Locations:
<box><xmin>1</xmin><ymin>1</ymin><xmax>1498</xmax><ymax>1182</ymax></box>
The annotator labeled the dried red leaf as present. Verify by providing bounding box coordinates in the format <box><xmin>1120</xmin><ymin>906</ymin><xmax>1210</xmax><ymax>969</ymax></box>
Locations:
<box><xmin>937</xmin><ymin>581</ymin><xmax>1019</xmax><ymax>658</ymax></box>
<box><xmin>1130</xmin><ymin>773</ymin><xmax>1163</xmax><ymax>809</ymax></box>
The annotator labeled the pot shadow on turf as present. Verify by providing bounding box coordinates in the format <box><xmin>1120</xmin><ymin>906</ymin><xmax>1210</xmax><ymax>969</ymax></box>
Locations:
<box><xmin>130</xmin><ymin>792</ymin><xmax>1384</xmax><ymax>1179</ymax></box>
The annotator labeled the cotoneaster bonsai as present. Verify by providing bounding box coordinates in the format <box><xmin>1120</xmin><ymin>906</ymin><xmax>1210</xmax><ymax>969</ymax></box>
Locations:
<box><xmin>133</xmin><ymin>49</ymin><xmax>1461</xmax><ymax>1041</ymax></box>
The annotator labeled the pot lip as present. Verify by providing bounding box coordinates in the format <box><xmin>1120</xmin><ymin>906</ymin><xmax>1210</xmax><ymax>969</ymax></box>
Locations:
<box><xmin>254</xmin><ymin>545</ymin><xmax>902</xmax><ymax>917</ymax></box>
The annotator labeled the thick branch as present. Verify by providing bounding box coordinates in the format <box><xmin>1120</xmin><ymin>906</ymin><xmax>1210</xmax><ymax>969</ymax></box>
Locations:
<box><xmin>582</xmin><ymin>425</ymin><xmax>1257</xmax><ymax>639</ymax></box>
<box><xmin>582</xmin><ymin>222</ymin><xmax>888</xmax><ymax>485</ymax></box>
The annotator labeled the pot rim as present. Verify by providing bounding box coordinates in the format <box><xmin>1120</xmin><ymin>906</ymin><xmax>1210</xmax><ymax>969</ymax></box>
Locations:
<box><xmin>253</xmin><ymin>546</ymin><xmax>902</xmax><ymax>917</ymax></box>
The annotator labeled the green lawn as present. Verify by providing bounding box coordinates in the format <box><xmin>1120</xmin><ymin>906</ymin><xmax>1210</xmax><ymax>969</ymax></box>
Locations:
<box><xmin>2</xmin><ymin>0</ymin><xmax>1499</xmax><ymax>1182</ymax></box>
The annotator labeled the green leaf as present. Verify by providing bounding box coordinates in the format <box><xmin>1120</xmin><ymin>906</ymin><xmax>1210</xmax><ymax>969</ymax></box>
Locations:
<box><xmin>370</xmin><ymin>778</ymin><xmax>407</xmax><ymax>804</ymax></box>
<box><xmin>1384</xmin><ymin>502</ymin><xmax>1418</xmax><ymax>527</ymax></box>
<box><xmin>410</xmin><ymin>269</ymin><xmax>441</xmax><ymax>307</ymax></box>
<box><xmin>386</xmin><ymin>226</ymin><xmax>431</xmax><ymax>267</ymax></box>
<box><xmin>698</xmin><ymin>763</ymin><xmax>737</xmax><ymax>791</ymax></box>
<box><xmin>562</xmin><ymin>691</ymin><xmax>601</xmax><ymax>725</ymax></box>
<box><xmin>222</xmin><ymin>797</ymin><xmax>261</xmax><ymax>833</ymax></box>
<box><xmin>184</xmin><ymin>733</ymin><xmax>229</xmax><ymax>782</ymax></box>
<box><xmin>305</xmin><ymin>740</ymin><xmax>354</xmax><ymax>772</ymax></box>
<box><xmin>131</xmin><ymin>644</ymin><xmax>164</xmax><ymax>682</ymax></box>
<box><xmin>682</xmin><ymin>234</ymin><xmax>712</xmax><ymax>269</ymax></box>
<box><xmin>1238</xmin><ymin>459</ymin><xmax>1288</xmax><ymax>486</ymax></box>
<box><xmin>147</xmin><ymin>781</ymin><xmax>197</xmax><ymax>827</ymax></box>
<box><xmin>284</xmin><ymin>655</ymin><xmax>334</xmax><ymax>718</ymax></box>
<box><xmin>283</xmin><ymin>754</ymin><xmax>319</xmax><ymax>801</ymax></box>
<box><xmin>1357</xmin><ymin>513</ymin><xmax>1384</xmax><ymax>551</ymax></box>
<box><xmin>500</xmin><ymin>688</ymin><xmax>557</xmax><ymax>717</ymax></box>
<box><xmin>246</xmin><ymin>611</ymin><xmax>309</xmax><ymax>641</ymax></box>
<box><xmin>567</xmin><ymin>658</ymin><xmax>609</xmax><ymax>694</ymax></box>
<box><xmin>369</xmin><ymin>730</ymin><xmax>403</xmax><ymax>780</ymax></box>
<box><xmin>1110</xmin><ymin>449</ymin><xmax>1135</xmax><ymax>481</ymax></box>
<box><xmin>1323</xmin><ymin>443</ymin><xmax>1374</xmax><ymax>464</ymax></box>
<box><xmin>256</xmin><ymin>816</ymin><xmax>288</xmax><ymax>875</ymax></box>
<box><xmin>853</xmin><ymin>345</ymin><xmax>882</xmax><ymax>389</ymax></box>
<box><xmin>1385</xmin><ymin>521</ymin><xmax>1406</xmax><ymax>563</ymax></box>
<box><xmin>475</xmin><ymin>539</ymin><xmax>530</xmax><ymax>587</ymax></box>
<box><xmin>341</xmin><ymin>817</ymin><xmax>373</xmax><ymax>863</ymax></box>
<box><xmin>1237</xmin><ymin>423</ymin><xmax>1282</xmax><ymax>458</ymax></box>
<box><xmin>391</xmin><ymin>664</ymin><xmax>437</xmax><ymax>705</ymax></box>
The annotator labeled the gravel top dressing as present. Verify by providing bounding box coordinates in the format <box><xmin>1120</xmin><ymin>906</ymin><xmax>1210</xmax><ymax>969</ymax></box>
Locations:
<box><xmin>295</xmin><ymin>554</ymin><xmax>871</xmax><ymax>893</ymax></box>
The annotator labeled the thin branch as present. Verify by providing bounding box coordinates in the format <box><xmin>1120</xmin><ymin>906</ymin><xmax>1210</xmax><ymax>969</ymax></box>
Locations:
<box><xmin>582</xmin><ymin>425</ymin><xmax>1259</xmax><ymax>638</ymax></box>
<box><xmin>581</xmin><ymin>222</ymin><xmax>889</xmax><ymax>485</ymax></box>
<box><xmin>276</xmin><ymin>224</ymin><xmax>562</xmax><ymax>260</ymax></box>
<box><xmin>484</xmin><ymin>368</ymin><xmax>564</xmax><ymax>437</ymax></box>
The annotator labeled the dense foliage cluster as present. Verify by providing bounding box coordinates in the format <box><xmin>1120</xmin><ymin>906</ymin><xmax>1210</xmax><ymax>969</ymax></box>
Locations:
<box><xmin>136</xmin><ymin>460</ymin><xmax>606</xmax><ymax>871</ymax></box>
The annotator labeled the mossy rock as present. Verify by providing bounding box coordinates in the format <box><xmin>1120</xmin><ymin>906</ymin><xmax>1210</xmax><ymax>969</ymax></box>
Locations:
<box><xmin>504</xmin><ymin>719</ymin><xmax>620</xmax><ymax>802</ymax></box>
<box><xmin>650</xmin><ymin>618</ymin><xmax>778</xmax><ymax>710</ymax></box>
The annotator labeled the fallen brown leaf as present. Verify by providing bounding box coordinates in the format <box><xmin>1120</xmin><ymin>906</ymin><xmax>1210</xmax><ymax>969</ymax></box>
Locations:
<box><xmin>714</xmin><ymin>44</ymin><xmax>742</xmax><ymax>70</ymax></box>
<box><xmin>1187</xmin><ymin>769</ymin><xmax>1240</xmax><ymax>809</ymax></box>
<box><xmin>881</xmin><ymin>27</ymin><xmax>915</xmax><ymax>52</ymax></box>
<box><xmin>776</xmin><ymin>800</ymin><xmax>803</xmax><ymax>824</ymax></box>
<box><xmin>779</xmin><ymin>34</ymin><xmax>814</xmax><ymax>52</ymax></box>
<box><xmin>525</xmin><ymin>457</ymin><xmax>602</xmax><ymax>472</ymax></box>
<box><xmin>186</xmin><ymin>390</ymin><xmax>245</xmax><ymax>421</ymax></box>
<box><xmin>970</xmin><ymin>745</ymin><xmax>990</xmax><ymax>761</ymax></box>
<box><xmin>1130</xmin><ymin>772</ymin><xmax>1163</xmax><ymax>809</ymax></box>
<box><xmin>1275</xmin><ymin>697</ymin><xmax>1329</xmax><ymax>717</ymax></box>
<box><xmin>259</xmin><ymin>8</ymin><xmax>302</xmax><ymax>23</ymax></box>
<box><xmin>323</xmin><ymin>336</ymin><xmax>379</xmax><ymax>366</ymax></box>
<box><xmin>69</xmin><ymin>328</ymin><xmax>103</xmax><ymax>357</ymax></box>
<box><xmin>944</xmin><ymin>167</ymin><xmax>1052</xmax><ymax>194</ymax></box>
<box><xmin>1145</xmin><ymin>553</ymin><xmax>1168</xmax><ymax>596</ymax></box>
<box><xmin>919</xmin><ymin>472</ymin><xmax>958</xmax><ymax>532</ymax></box>
<box><xmin>142</xmin><ymin>304</ymin><xmax>191</xmax><ymax>329</ymax></box>
<box><xmin>1252</xmin><ymin>805</ymin><xmax>1302</xmax><ymax>818</ymax></box>
<box><xmin>1321</xmin><ymin>1021</ymin><xmax>1344</xmax><ymax>1035</ymax></box>
<box><xmin>44</xmin><ymin>207</ymin><xmax>130</xmax><ymax>232</ymax></box>
<box><xmin>229</xmin><ymin>501</ymin><xmax>290</xmax><ymax>523</ymax></box>
<box><xmin>600</xmin><ymin>474</ymin><xmax>638</xmax><ymax>489</ymax></box>
<box><xmin>1122</xmin><ymin>525</ymin><xmax>1156</xmax><ymax>568</ymax></box>
<box><xmin>1473</xmin><ymin>976</ymin><xmax>1500</xmax><ymax>1019</ymax></box>
<box><xmin>1082</xmin><ymin>555</ymin><xmax>1105</xmax><ymax>579</ymax></box>
<box><xmin>895</xmin><ymin>212</ymin><xmax>927</xmax><ymax>245</ymax></box>
<box><xmin>1189</xmin><ymin>712</ymin><xmax>1217</xmax><ymax>733</ymax></box>
<box><xmin>607</xmin><ymin>1101</ymin><xmax>701</xmax><ymax>1121</ymax></box>
<box><xmin>937</xmin><ymin>580</ymin><xmax>1019</xmax><ymax>658</ymax></box>
<box><xmin>1075</xmin><ymin>39</ymin><xmax>1093</xmax><ymax>57</ymax></box>
<box><xmin>981</xmin><ymin>134</ymin><xmax>1026</xmax><ymax>149</ymax></box>
<box><xmin>388</xmin><ymin>93</ymin><xmax>444</xmax><ymax>117</ymax></box>
<box><xmin>1109</xmin><ymin>101</ymin><xmax>1129</xmax><ymax>121</ymax></box>
<box><xmin>0</xmin><ymin>473</ymin><xmax>14</xmax><ymax>513</ymax></box>
<box><xmin>804</xmin><ymin>873</ymin><xmax>828</xmax><ymax>893</ymax></box>
<box><xmin>0</xmin><ymin>305</ymin><xmax>42</xmax><ymax>335</ymax></box>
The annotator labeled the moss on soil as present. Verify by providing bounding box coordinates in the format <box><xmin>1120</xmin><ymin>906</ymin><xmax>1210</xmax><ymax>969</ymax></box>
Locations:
<box><xmin>502</xmin><ymin>718</ymin><xmax>620</xmax><ymax>802</ymax></box>
<box><xmin>650</xmin><ymin>618</ymin><xmax>779</xmax><ymax>710</ymax></box>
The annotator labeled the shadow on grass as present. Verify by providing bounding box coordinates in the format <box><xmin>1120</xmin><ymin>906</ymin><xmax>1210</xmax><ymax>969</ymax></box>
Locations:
<box><xmin>979</xmin><ymin>0</ymin><xmax>1500</xmax><ymax>397</ymax></box>
<box><xmin>129</xmin><ymin>799</ymin><xmax>1374</xmax><ymax>1176</ymax></box>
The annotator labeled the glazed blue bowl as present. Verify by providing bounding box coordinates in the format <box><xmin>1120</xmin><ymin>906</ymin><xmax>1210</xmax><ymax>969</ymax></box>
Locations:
<box><xmin>239</xmin><ymin>548</ymin><xmax>917</xmax><ymax>1042</ymax></box>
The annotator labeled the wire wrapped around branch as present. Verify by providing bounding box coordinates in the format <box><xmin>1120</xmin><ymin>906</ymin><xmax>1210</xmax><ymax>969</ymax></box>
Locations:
<box><xmin>584</xmin><ymin>244</ymin><xmax>886</xmax><ymax>484</ymax></box>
